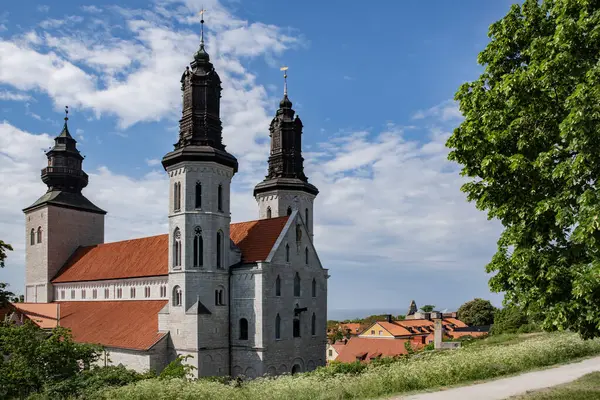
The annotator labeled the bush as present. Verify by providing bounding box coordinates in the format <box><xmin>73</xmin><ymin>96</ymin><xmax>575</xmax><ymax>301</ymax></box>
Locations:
<box><xmin>159</xmin><ymin>355</ymin><xmax>197</xmax><ymax>380</ymax></box>
<box><xmin>457</xmin><ymin>298</ymin><xmax>495</xmax><ymax>326</ymax></box>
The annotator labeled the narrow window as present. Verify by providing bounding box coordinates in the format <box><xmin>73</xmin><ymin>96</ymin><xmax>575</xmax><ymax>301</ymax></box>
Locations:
<box><xmin>276</xmin><ymin>314</ymin><xmax>281</xmax><ymax>339</ymax></box>
<box><xmin>293</xmin><ymin>317</ymin><xmax>301</xmax><ymax>338</ymax></box>
<box><xmin>195</xmin><ymin>181</ymin><xmax>202</xmax><ymax>208</ymax></box>
<box><xmin>174</xmin><ymin>182</ymin><xmax>180</xmax><ymax>211</ymax></box>
<box><xmin>71</xmin><ymin>290</ymin><xmax>75</xmax><ymax>299</ymax></box>
<box><xmin>173</xmin><ymin>228</ymin><xmax>181</xmax><ymax>268</ymax></box>
<box><xmin>117</xmin><ymin>288</ymin><xmax>122</xmax><ymax>299</ymax></box>
<box><xmin>294</xmin><ymin>272</ymin><xmax>301</xmax><ymax>297</ymax></box>
<box><xmin>239</xmin><ymin>318</ymin><xmax>248</xmax><ymax>340</ymax></box>
<box><xmin>30</xmin><ymin>228</ymin><xmax>35</xmax><ymax>245</ymax></box>
<box><xmin>60</xmin><ymin>290</ymin><xmax>65</xmax><ymax>300</ymax></box>
<box><xmin>217</xmin><ymin>184</ymin><xmax>223</xmax><ymax>211</ymax></box>
<box><xmin>287</xmin><ymin>206</ymin><xmax>292</xmax><ymax>216</ymax></box>
<box><xmin>92</xmin><ymin>289</ymin><xmax>97</xmax><ymax>299</ymax></box>
<box><xmin>311</xmin><ymin>312</ymin><xmax>316</xmax><ymax>336</ymax></box>
<box><xmin>305</xmin><ymin>247</ymin><xmax>309</xmax><ymax>264</ymax></box>
<box><xmin>266</xmin><ymin>207</ymin><xmax>272</xmax><ymax>219</ymax></box>
<box><xmin>219</xmin><ymin>290</ymin><xmax>223</xmax><ymax>305</ymax></box>
<box><xmin>305</xmin><ymin>208</ymin><xmax>309</xmax><ymax>230</ymax></box>
<box><xmin>37</xmin><ymin>227</ymin><xmax>42</xmax><ymax>243</ymax></box>
<box><xmin>312</xmin><ymin>278</ymin><xmax>316</xmax><ymax>297</ymax></box>
<box><xmin>275</xmin><ymin>275</ymin><xmax>281</xmax><ymax>297</ymax></box>
<box><xmin>193</xmin><ymin>227</ymin><xmax>203</xmax><ymax>267</ymax></box>
<box><xmin>285</xmin><ymin>244</ymin><xmax>290</xmax><ymax>262</ymax></box>
<box><xmin>130</xmin><ymin>287</ymin><xmax>136</xmax><ymax>298</ymax></box>
<box><xmin>104</xmin><ymin>288</ymin><xmax>109</xmax><ymax>299</ymax></box>
<box><xmin>216</xmin><ymin>231</ymin><xmax>222</xmax><ymax>269</ymax></box>
<box><xmin>173</xmin><ymin>286</ymin><xmax>182</xmax><ymax>307</ymax></box>
<box><xmin>296</xmin><ymin>225</ymin><xmax>302</xmax><ymax>242</ymax></box>
<box><xmin>145</xmin><ymin>287</ymin><xmax>151</xmax><ymax>298</ymax></box>
<box><xmin>160</xmin><ymin>285</ymin><xmax>166</xmax><ymax>298</ymax></box>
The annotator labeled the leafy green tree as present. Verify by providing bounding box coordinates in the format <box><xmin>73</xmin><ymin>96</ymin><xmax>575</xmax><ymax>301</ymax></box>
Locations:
<box><xmin>0</xmin><ymin>322</ymin><xmax>101</xmax><ymax>398</ymax></box>
<box><xmin>420</xmin><ymin>305</ymin><xmax>435</xmax><ymax>313</ymax></box>
<box><xmin>446</xmin><ymin>0</ymin><xmax>600</xmax><ymax>338</ymax></box>
<box><xmin>458</xmin><ymin>298</ymin><xmax>496</xmax><ymax>326</ymax></box>
<box><xmin>159</xmin><ymin>354</ymin><xmax>197</xmax><ymax>380</ymax></box>
<box><xmin>0</xmin><ymin>240</ymin><xmax>14</xmax><ymax>307</ymax></box>
<box><xmin>491</xmin><ymin>304</ymin><xmax>539</xmax><ymax>335</ymax></box>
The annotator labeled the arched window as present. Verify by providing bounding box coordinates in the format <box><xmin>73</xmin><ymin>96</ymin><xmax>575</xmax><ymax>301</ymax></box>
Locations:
<box><xmin>30</xmin><ymin>228</ymin><xmax>35</xmax><ymax>245</ymax></box>
<box><xmin>173</xmin><ymin>228</ymin><xmax>181</xmax><ymax>268</ymax></box>
<box><xmin>37</xmin><ymin>227</ymin><xmax>42</xmax><ymax>243</ymax></box>
<box><xmin>312</xmin><ymin>278</ymin><xmax>316</xmax><ymax>297</ymax></box>
<box><xmin>275</xmin><ymin>275</ymin><xmax>281</xmax><ymax>297</ymax></box>
<box><xmin>287</xmin><ymin>206</ymin><xmax>292</xmax><ymax>216</ymax></box>
<box><xmin>305</xmin><ymin>247</ymin><xmax>309</xmax><ymax>264</ymax></box>
<box><xmin>311</xmin><ymin>312</ymin><xmax>316</xmax><ymax>336</ymax></box>
<box><xmin>266</xmin><ymin>207</ymin><xmax>272</xmax><ymax>219</ymax></box>
<box><xmin>294</xmin><ymin>272</ymin><xmax>301</xmax><ymax>297</ymax></box>
<box><xmin>215</xmin><ymin>288</ymin><xmax>225</xmax><ymax>306</ymax></box>
<box><xmin>285</xmin><ymin>244</ymin><xmax>290</xmax><ymax>262</ymax></box>
<box><xmin>216</xmin><ymin>231</ymin><xmax>222</xmax><ymax>269</ymax></box>
<box><xmin>195</xmin><ymin>181</ymin><xmax>202</xmax><ymax>208</ymax></box>
<box><xmin>173</xmin><ymin>286</ymin><xmax>182</xmax><ymax>307</ymax></box>
<box><xmin>296</xmin><ymin>225</ymin><xmax>302</xmax><ymax>242</ymax></box>
<box><xmin>193</xmin><ymin>227</ymin><xmax>203</xmax><ymax>267</ymax></box>
<box><xmin>217</xmin><ymin>184</ymin><xmax>223</xmax><ymax>211</ymax></box>
<box><xmin>275</xmin><ymin>314</ymin><xmax>281</xmax><ymax>339</ymax></box>
<box><xmin>239</xmin><ymin>318</ymin><xmax>248</xmax><ymax>340</ymax></box>
<box><xmin>305</xmin><ymin>208</ymin><xmax>309</xmax><ymax>230</ymax></box>
<box><xmin>293</xmin><ymin>316</ymin><xmax>301</xmax><ymax>338</ymax></box>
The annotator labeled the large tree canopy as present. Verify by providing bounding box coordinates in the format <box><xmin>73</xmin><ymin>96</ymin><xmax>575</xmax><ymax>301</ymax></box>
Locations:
<box><xmin>446</xmin><ymin>0</ymin><xmax>600</xmax><ymax>338</ymax></box>
<box><xmin>457</xmin><ymin>298</ymin><xmax>496</xmax><ymax>326</ymax></box>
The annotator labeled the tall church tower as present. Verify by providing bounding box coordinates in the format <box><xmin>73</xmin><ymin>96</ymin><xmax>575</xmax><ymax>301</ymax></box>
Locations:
<box><xmin>254</xmin><ymin>69</ymin><xmax>318</xmax><ymax>238</ymax></box>
<box><xmin>160</xmin><ymin>15</ymin><xmax>238</xmax><ymax>376</ymax></box>
<box><xmin>23</xmin><ymin>108</ymin><xmax>106</xmax><ymax>303</ymax></box>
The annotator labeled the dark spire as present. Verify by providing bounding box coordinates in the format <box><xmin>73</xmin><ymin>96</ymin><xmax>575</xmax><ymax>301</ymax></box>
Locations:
<box><xmin>162</xmin><ymin>9</ymin><xmax>238</xmax><ymax>172</ymax></box>
<box><xmin>254</xmin><ymin>67</ymin><xmax>318</xmax><ymax>197</ymax></box>
<box><xmin>23</xmin><ymin>108</ymin><xmax>106</xmax><ymax>215</ymax></box>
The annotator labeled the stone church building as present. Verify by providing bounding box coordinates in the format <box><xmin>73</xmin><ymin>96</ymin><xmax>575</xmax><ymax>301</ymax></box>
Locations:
<box><xmin>18</xmin><ymin>27</ymin><xmax>328</xmax><ymax>377</ymax></box>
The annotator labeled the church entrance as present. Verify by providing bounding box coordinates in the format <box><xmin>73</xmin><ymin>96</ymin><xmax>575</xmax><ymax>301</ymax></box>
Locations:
<box><xmin>291</xmin><ymin>364</ymin><xmax>302</xmax><ymax>375</ymax></box>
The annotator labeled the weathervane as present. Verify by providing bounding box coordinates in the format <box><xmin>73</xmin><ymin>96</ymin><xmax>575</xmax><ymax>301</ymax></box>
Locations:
<box><xmin>199</xmin><ymin>8</ymin><xmax>206</xmax><ymax>45</ymax></box>
<box><xmin>280</xmin><ymin>66</ymin><xmax>288</xmax><ymax>96</ymax></box>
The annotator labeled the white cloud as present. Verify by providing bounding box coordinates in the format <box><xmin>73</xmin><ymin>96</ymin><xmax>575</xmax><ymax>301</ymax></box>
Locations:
<box><xmin>81</xmin><ymin>5</ymin><xmax>102</xmax><ymax>13</ymax></box>
<box><xmin>37</xmin><ymin>5</ymin><xmax>50</xmax><ymax>13</ymax></box>
<box><xmin>145</xmin><ymin>158</ymin><xmax>161</xmax><ymax>166</ymax></box>
<box><xmin>413</xmin><ymin>99</ymin><xmax>463</xmax><ymax>121</ymax></box>
<box><xmin>0</xmin><ymin>91</ymin><xmax>31</xmax><ymax>101</ymax></box>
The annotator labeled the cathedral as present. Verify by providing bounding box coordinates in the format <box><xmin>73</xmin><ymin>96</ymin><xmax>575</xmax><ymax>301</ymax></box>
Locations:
<box><xmin>19</xmin><ymin>21</ymin><xmax>328</xmax><ymax>377</ymax></box>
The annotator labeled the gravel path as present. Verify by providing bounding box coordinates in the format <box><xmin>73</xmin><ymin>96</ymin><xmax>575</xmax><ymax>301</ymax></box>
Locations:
<box><xmin>392</xmin><ymin>355</ymin><xmax>600</xmax><ymax>400</ymax></box>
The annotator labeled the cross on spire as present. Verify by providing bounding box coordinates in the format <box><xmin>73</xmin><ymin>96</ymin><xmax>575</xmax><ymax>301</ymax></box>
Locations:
<box><xmin>199</xmin><ymin>8</ymin><xmax>206</xmax><ymax>45</ymax></box>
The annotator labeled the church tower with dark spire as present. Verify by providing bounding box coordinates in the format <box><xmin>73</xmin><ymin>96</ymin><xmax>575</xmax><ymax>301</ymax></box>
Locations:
<box><xmin>160</xmin><ymin>12</ymin><xmax>237</xmax><ymax>377</ymax></box>
<box><xmin>254</xmin><ymin>68</ymin><xmax>318</xmax><ymax>238</ymax></box>
<box><xmin>23</xmin><ymin>107</ymin><xmax>106</xmax><ymax>303</ymax></box>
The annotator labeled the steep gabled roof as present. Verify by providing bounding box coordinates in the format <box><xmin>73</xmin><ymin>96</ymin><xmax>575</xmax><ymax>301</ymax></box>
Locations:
<box><xmin>230</xmin><ymin>216</ymin><xmax>289</xmax><ymax>263</ymax></box>
<box><xmin>52</xmin><ymin>217</ymin><xmax>290</xmax><ymax>283</ymax></box>
<box><xmin>6</xmin><ymin>303</ymin><xmax>59</xmax><ymax>328</ymax></box>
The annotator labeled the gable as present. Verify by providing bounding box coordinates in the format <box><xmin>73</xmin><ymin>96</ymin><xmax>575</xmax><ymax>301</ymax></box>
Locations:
<box><xmin>52</xmin><ymin>217</ymin><xmax>290</xmax><ymax>283</ymax></box>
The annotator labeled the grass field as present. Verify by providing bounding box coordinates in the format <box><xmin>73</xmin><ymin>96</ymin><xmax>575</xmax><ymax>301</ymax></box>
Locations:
<box><xmin>93</xmin><ymin>332</ymin><xmax>600</xmax><ymax>400</ymax></box>
<box><xmin>510</xmin><ymin>371</ymin><xmax>600</xmax><ymax>399</ymax></box>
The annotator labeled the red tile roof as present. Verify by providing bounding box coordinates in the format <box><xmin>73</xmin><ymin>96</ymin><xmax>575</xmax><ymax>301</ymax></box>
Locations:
<box><xmin>57</xmin><ymin>301</ymin><xmax>168</xmax><ymax>350</ymax></box>
<box><xmin>52</xmin><ymin>234</ymin><xmax>168</xmax><ymax>283</ymax></box>
<box><xmin>230</xmin><ymin>216</ymin><xmax>289</xmax><ymax>263</ymax></box>
<box><xmin>335</xmin><ymin>337</ymin><xmax>411</xmax><ymax>363</ymax></box>
<box><xmin>340</xmin><ymin>323</ymin><xmax>362</xmax><ymax>334</ymax></box>
<box><xmin>52</xmin><ymin>217</ymin><xmax>289</xmax><ymax>283</ymax></box>
<box><xmin>10</xmin><ymin>303</ymin><xmax>59</xmax><ymax>328</ymax></box>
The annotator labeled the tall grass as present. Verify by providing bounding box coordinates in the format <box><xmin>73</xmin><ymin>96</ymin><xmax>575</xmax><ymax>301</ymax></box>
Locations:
<box><xmin>96</xmin><ymin>332</ymin><xmax>600</xmax><ymax>400</ymax></box>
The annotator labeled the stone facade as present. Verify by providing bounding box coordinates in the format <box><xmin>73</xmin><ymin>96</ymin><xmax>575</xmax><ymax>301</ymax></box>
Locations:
<box><xmin>255</xmin><ymin>190</ymin><xmax>316</xmax><ymax>238</ymax></box>
<box><xmin>24</xmin><ymin>204</ymin><xmax>104</xmax><ymax>303</ymax></box>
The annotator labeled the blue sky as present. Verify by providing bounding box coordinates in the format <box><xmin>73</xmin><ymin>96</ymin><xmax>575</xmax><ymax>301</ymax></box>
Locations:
<box><xmin>0</xmin><ymin>1</ymin><xmax>515</xmax><ymax>319</ymax></box>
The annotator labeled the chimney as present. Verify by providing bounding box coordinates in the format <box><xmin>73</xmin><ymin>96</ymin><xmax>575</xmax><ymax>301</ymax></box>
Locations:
<box><xmin>387</xmin><ymin>314</ymin><xmax>393</xmax><ymax>323</ymax></box>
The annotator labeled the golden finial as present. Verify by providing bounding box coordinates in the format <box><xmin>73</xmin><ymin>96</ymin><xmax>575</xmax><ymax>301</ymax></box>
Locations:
<box><xmin>280</xmin><ymin>66</ymin><xmax>289</xmax><ymax>96</ymax></box>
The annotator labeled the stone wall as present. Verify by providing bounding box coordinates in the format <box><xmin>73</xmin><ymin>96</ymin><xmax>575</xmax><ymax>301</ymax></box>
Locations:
<box><xmin>24</xmin><ymin>204</ymin><xmax>104</xmax><ymax>303</ymax></box>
